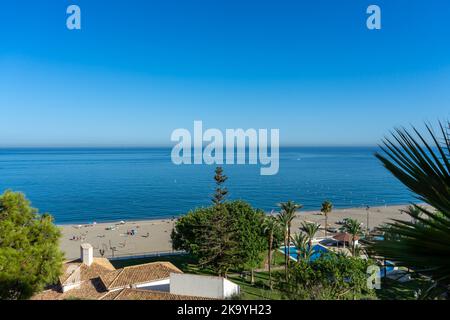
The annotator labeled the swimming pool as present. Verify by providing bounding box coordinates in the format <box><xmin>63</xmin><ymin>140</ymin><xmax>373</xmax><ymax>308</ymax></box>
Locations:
<box><xmin>280</xmin><ymin>245</ymin><xmax>329</xmax><ymax>262</ymax></box>
<box><xmin>281</xmin><ymin>246</ymin><xmax>396</xmax><ymax>277</ymax></box>
<box><xmin>379</xmin><ymin>261</ymin><xmax>395</xmax><ymax>277</ymax></box>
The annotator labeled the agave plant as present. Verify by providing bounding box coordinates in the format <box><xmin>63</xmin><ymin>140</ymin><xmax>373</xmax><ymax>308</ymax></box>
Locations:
<box><xmin>371</xmin><ymin>121</ymin><xmax>450</xmax><ymax>298</ymax></box>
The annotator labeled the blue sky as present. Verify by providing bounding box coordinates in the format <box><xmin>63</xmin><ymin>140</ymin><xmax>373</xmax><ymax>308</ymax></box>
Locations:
<box><xmin>0</xmin><ymin>0</ymin><xmax>449</xmax><ymax>147</ymax></box>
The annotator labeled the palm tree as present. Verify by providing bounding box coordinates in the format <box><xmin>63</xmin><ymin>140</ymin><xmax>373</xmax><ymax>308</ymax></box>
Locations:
<box><xmin>321</xmin><ymin>200</ymin><xmax>333</xmax><ymax>237</ymax></box>
<box><xmin>277</xmin><ymin>211</ymin><xmax>291</xmax><ymax>280</ymax></box>
<box><xmin>365</xmin><ymin>205</ymin><xmax>370</xmax><ymax>234</ymax></box>
<box><xmin>300</xmin><ymin>221</ymin><xmax>320</xmax><ymax>248</ymax></box>
<box><xmin>291</xmin><ymin>233</ymin><xmax>311</xmax><ymax>262</ymax></box>
<box><xmin>343</xmin><ymin>218</ymin><xmax>362</xmax><ymax>256</ymax></box>
<box><xmin>370</xmin><ymin>121</ymin><xmax>450</xmax><ymax>298</ymax></box>
<box><xmin>277</xmin><ymin>201</ymin><xmax>302</xmax><ymax>278</ymax></box>
<box><xmin>262</xmin><ymin>215</ymin><xmax>279</xmax><ymax>289</ymax></box>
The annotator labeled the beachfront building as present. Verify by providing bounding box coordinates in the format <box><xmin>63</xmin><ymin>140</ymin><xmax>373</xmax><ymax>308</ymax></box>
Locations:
<box><xmin>32</xmin><ymin>243</ymin><xmax>238</xmax><ymax>300</ymax></box>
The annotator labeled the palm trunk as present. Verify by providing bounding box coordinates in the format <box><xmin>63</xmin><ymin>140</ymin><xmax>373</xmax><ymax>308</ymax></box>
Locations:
<box><xmin>325</xmin><ymin>214</ymin><xmax>328</xmax><ymax>237</ymax></box>
<box><xmin>287</xmin><ymin>223</ymin><xmax>291</xmax><ymax>270</ymax></box>
<box><xmin>367</xmin><ymin>210</ymin><xmax>370</xmax><ymax>234</ymax></box>
<box><xmin>284</xmin><ymin>231</ymin><xmax>288</xmax><ymax>281</ymax></box>
<box><xmin>268</xmin><ymin>234</ymin><xmax>273</xmax><ymax>289</ymax></box>
<box><xmin>352</xmin><ymin>236</ymin><xmax>356</xmax><ymax>256</ymax></box>
<box><xmin>251</xmin><ymin>269</ymin><xmax>255</xmax><ymax>285</ymax></box>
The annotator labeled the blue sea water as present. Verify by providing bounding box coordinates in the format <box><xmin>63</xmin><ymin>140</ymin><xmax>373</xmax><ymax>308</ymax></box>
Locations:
<box><xmin>0</xmin><ymin>147</ymin><xmax>414</xmax><ymax>224</ymax></box>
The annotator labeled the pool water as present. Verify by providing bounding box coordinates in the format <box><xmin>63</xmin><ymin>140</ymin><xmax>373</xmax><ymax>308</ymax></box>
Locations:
<box><xmin>379</xmin><ymin>261</ymin><xmax>395</xmax><ymax>277</ymax></box>
<box><xmin>281</xmin><ymin>246</ymin><xmax>396</xmax><ymax>275</ymax></box>
<box><xmin>280</xmin><ymin>245</ymin><xmax>329</xmax><ymax>262</ymax></box>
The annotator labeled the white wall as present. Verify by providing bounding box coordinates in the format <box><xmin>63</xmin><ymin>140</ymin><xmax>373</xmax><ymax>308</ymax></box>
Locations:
<box><xmin>170</xmin><ymin>273</ymin><xmax>239</xmax><ymax>299</ymax></box>
<box><xmin>223</xmin><ymin>278</ymin><xmax>240</xmax><ymax>298</ymax></box>
<box><xmin>107</xmin><ymin>278</ymin><xmax>171</xmax><ymax>292</ymax></box>
<box><xmin>80</xmin><ymin>244</ymin><xmax>93</xmax><ymax>266</ymax></box>
<box><xmin>136</xmin><ymin>278</ymin><xmax>170</xmax><ymax>292</ymax></box>
<box><xmin>61</xmin><ymin>282</ymin><xmax>82</xmax><ymax>292</ymax></box>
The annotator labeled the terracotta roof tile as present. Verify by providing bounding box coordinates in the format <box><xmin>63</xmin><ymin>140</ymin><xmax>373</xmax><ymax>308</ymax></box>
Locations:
<box><xmin>60</xmin><ymin>258</ymin><xmax>116</xmax><ymax>286</ymax></box>
<box><xmin>32</xmin><ymin>278</ymin><xmax>107</xmax><ymax>300</ymax></box>
<box><xmin>333</xmin><ymin>232</ymin><xmax>360</xmax><ymax>242</ymax></box>
<box><xmin>100</xmin><ymin>262</ymin><xmax>182</xmax><ymax>290</ymax></box>
<box><xmin>101</xmin><ymin>288</ymin><xmax>213</xmax><ymax>300</ymax></box>
<box><xmin>31</xmin><ymin>259</ymin><xmax>195</xmax><ymax>300</ymax></box>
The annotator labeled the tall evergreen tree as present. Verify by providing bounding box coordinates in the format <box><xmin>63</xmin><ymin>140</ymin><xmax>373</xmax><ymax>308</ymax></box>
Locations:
<box><xmin>196</xmin><ymin>167</ymin><xmax>238</xmax><ymax>276</ymax></box>
<box><xmin>212</xmin><ymin>166</ymin><xmax>228</xmax><ymax>206</ymax></box>
<box><xmin>172</xmin><ymin>167</ymin><xmax>266</xmax><ymax>278</ymax></box>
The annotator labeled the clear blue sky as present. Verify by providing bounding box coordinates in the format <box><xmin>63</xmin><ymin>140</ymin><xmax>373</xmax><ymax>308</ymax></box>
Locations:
<box><xmin>0</xmin><ymin>0</ymin><xmax>449</xmax><ymax>147</ymax></box>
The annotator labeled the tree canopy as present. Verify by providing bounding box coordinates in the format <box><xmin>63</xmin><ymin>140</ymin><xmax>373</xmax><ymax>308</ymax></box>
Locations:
<box><xmin>277</xmin><ymin>253</ymin><xmax>375</xmax><ymax>300</ymax></box>
<box><xmin>171</xmin><ymin>200</ymin><xmax>266</xmax><ymax>276</ymax></box>
<box><xmin>171</xmin><ymin>167</ymin><xmax>266</xmax><ymax>276</ymax></box>
<box><xmin>0</xmin><ymin>190</ymin><xmax>63</xmax><ymax>299</ymax></box>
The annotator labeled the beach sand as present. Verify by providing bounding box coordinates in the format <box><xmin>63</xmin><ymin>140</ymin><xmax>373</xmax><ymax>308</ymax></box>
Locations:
<box><xmin>59</xmin><ymin>204</ymin><xmax>415</xmax><ymax>259</ymax></box>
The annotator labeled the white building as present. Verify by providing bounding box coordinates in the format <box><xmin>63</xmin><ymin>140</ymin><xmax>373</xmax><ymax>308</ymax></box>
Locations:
<box><xmin>170</xmin><ymin>273</ymin><xmax>240</xmax><ymax>299</ymax></box>
<box><xmin>33</xmin><ymin>243</ymin><xmax>240</xmax><ymax>300</ymax></box>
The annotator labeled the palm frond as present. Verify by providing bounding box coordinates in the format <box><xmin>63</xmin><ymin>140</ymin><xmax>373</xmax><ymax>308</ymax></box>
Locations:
<box><xmin>370</xmin><ymin>121</ymin><xmax>450</xmax><ymax>297</ymax></box>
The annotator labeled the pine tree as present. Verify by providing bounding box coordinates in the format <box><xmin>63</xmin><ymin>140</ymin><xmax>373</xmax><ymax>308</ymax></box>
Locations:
<box><xmin>196</xmin><ymin>167</ymin><xmax>238</xmax><ymax>276</ymax></box>
<box><xmin>212</xmin><ymin>166</ymin><xmax>228</xmax><ymax>206</ymax></box>
<box><xmin>0</xmin><ymin>190</ymin><xmax>63</xmax><ymax>299</ymax></box>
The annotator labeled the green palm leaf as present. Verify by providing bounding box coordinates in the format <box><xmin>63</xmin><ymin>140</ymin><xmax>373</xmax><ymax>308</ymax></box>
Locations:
<box><xmin>299</xmin><ymin>221</ymin><xmax>320</xmax><ymax>248</ymax></box>
<box><xmin>370</xmin><ymin>121</ymin><xmax>450</xmax><ymax>297</ymax></box>
<box><xmin>291</xmin><ymin>233</ymin><xmax>311</xmax><ymax>261</ymax></box>
<box><xmin>277</xmin><ymin>201</ymin><xmax>302</xmax><ymax>278</ymax></box>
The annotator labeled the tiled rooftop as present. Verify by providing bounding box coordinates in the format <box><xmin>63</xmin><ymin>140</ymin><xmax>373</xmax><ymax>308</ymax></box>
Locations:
<box><xmin>32</xmin><ymin>278</ymin><xmax>107</xmax><ymax>300</ymax></box>
<box><xmin>101</xmin><ymin>288</ymin><xmax>212</xmax><ymax>300</ymax></box>
<box><xmin>31</xmin><ymin>257</ymin><xmax>190</xmax><ymax>300</ymax></box>
<box><xmin>99</xmin><ymin>261</ymin><xmax>182</xmax><ymax>290</ymax></box>
<box><xmin>60</xmin><ymin>257</ymin><xmax>116</xmax><ymax>286</ymax></box>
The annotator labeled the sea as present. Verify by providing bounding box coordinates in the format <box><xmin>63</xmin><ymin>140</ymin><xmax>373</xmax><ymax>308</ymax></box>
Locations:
<box><xmin>0</xmin><ymin>147</ymin><xmax>414</xmax><ymax>224</ymax></box>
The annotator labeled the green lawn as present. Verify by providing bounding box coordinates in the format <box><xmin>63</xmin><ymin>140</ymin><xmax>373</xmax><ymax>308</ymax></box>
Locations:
<box><xmin>271</xmin><ymin>250</ymin><xmax>286</xmax><ymax>267</ymax></box>
<box><xmin>376</xmin><ymin>276</ymin><xmax>432</xmax><ymax>300</ymax></box>
<box><xmin>227</xmin><ymin>271</ymin><xmax>284</xmax><ymax>300</ymax></box>
<box><xmin>111</xmin><ymin>254</ymin><xmax>284</xmax><ymax>300</ymax></box>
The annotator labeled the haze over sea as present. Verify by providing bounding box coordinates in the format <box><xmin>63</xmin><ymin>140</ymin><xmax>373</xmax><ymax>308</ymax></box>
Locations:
<box><xmin>0</xmin><ymin>147</ymin><xmax>414</xmax><ymax>224</ymax></box>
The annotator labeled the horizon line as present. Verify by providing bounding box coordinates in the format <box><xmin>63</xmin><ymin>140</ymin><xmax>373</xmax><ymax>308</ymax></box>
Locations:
<box><xmin>0</xmin><ymin>144</ymin><xmax>380</xmax><ymax>149</ymax></box>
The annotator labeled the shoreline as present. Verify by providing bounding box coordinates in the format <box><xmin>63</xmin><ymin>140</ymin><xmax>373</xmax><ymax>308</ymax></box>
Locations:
<box><xmin>59</xmin><ymin>204</ymin><xmax>420</xmax><ymax>260</ymax></box>
<box><xmin>55</xmin><ymin>202</ymin><xmax>416</xmax><ymax>227</ymax></box>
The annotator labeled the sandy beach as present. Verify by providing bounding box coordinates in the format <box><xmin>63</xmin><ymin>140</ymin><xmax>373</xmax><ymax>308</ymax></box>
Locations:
<box><xmin>59</xmin><ymin>204</ymin><xmax>415</xmax><ymax>259</ymax></box>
